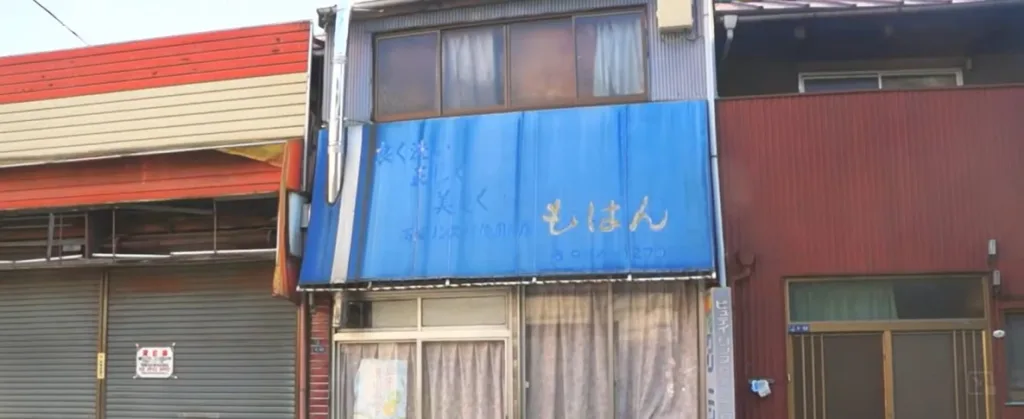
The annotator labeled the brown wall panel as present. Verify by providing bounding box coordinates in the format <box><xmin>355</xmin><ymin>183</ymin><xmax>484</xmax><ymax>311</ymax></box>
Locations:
<box><xmin>717</xmin><ymin>86</ymin><xmax>1024</xmax><ymax>419</ymax></box>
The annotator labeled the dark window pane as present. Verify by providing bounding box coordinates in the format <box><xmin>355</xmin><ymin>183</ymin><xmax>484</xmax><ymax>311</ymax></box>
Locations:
<box><xmin>892</xmin><ymin>332</ymin><xmax>958</xmax><ymax>419</ymax></box>
<box><xmin>575</xmin><ymin>12</ymin><xmax>645</xmax><ymax>99</ymax></box>
<box><xmin>1008</xmin><ymin>314</ymin><xmax>1024</xmax><ymax>400</ymax></box>
<box><xmin>792</xmin><ymin>333</ymin><xmax>885</xmax><ymax>419</ymax></box>
<box><xmin>442</xmin><ymin>26</ymin><xmax>506</xmax><ymax>112</ymax></box>
<box><xmin>509</xmin><ymin>19</ymin><xmax>576</xmax><ymax>107</ymax></box>
<box><xmin>882</xmin><ymin>74</ymin><xmax>959</xmax><ymax>90</ymax></box>
<box><xmin>802</xmin><ymin>77</ymin><xmax>879</xmax><ymax>93</ymax></box>
<box><xmin>375</xmin><ymin>33</ymin><xmax>439</xmax><ymax>118</ymax></box>
<box><xmin>789</xmin><ymin>277</ymin><xmax>984</xmax><ymax>322</ymax></box>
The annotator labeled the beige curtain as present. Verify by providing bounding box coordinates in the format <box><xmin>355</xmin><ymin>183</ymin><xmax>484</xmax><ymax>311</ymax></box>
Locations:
<box><xmin>525</xmin><ymin>282</ymin><xmax>699</xmax><ymax>419</ymax></box>
<box><xmin>423</xmin><ymin>341</ymin><xmax>505</xmax><ymax>419</ymax></box>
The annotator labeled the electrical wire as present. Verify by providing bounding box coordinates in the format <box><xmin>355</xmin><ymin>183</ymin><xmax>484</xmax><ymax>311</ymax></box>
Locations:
<box><xmin>30</xmin><ymin>0</ymin><xmax>88</xmax><ymax>46</ymax></box>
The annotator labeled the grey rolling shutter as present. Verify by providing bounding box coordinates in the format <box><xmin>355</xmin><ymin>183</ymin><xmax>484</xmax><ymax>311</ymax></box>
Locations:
<box><xmin>104</xmin><ymin>263</ymin><xmax>297</xmax><ymax>419</ymax></box>
<box><xmin>0</xmin><ymin>270</ymin><xmax>100</xmax><ymax>419</ymax></box>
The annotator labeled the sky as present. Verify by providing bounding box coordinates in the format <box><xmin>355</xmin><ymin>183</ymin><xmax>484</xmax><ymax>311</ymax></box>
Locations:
<box><xmin>0</xmin><ymin>0</ymin><xmax>333</xmax><ymax>57</ymax></box>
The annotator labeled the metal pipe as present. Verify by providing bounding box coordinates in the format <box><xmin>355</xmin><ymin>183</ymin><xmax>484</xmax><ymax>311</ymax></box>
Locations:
<box><xmin>301</xmin><ymin>21</ymin><xmax>316</xmax><ymax>193</ymax></box>
<box><xmin>705</xmin><ymin>0</ymin><xmax>730</xmax><ymax>288</ymax></box>
<box><xmin>326</xmin><ymin>1</ymin><xmax>355</xmax><ymax>205</ymax></box>
<box><xmin>726</xmin><ymin>0</ymin><xmax>1024</xmax><ymax>22</ymax></box>
<box><xmin>169</xmin><ymin>248</ymin><xmax>276</xmax><ymax>256</ymax></box>
<box><xmin>298</xmin><ymin>273</ymin><xmax>716</xmax><ymax>292</ymax></box>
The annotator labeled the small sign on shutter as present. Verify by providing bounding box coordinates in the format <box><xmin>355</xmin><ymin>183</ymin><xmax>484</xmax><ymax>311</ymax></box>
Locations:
<box><xmin>96</xmin><ymin>352</ymin><xmax>106</xmax><ymax>380</ymax></box>
<box><xmin>135</xmin><ymin>343</ymin><xmax>176</xmax><ymax>379</ymax></box>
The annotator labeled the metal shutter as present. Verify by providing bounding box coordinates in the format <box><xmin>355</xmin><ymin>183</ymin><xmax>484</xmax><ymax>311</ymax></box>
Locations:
<box><xmin>104</xmin><ymin>263</ymin><xmax>297</xmax><ymax>419</ymax></box>
<box><xmin>0</xmin><ymin>270</ymin><xmax>100</xmax><ymax>419</ymax></box>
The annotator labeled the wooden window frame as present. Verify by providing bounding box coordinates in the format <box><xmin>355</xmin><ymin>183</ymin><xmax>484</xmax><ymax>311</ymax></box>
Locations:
<box><xmin>784</xmin><ymin>275</ymin><xmax>994</xmax><ymax>419</ymax></box>
<box><xmin>372</xmin><ymin>8</ymin><xmax>650</xmax><ymax>122</ymax></box>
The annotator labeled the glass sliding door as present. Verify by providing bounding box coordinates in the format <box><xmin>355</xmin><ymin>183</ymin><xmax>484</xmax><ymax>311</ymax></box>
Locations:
<box><xmin>334</xmin><ymin>289</ymin><xmax>514</xmax><ymax>419</ymax></box>
<box><xmin>338</xmin><ymin>342</ymin><xmax>417</xmax><ymax>419</ymax></box>
<box><xmin>786</xmin><ymin>276</ymin><xmax>991</xmax><ymax>419</ymax></box>
<box><xmin>790</xmin><ymin>333</ymin><xmax>885</xmax><ymax>419</ymax></box>
<box><xmin>423</xmin><ymin>341</ymin><xmax>505</xmax><ymax>419</ymax></box>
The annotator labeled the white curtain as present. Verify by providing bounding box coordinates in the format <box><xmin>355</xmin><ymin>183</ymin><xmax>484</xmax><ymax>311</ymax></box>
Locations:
<box><xmin>443</xmin><ymin>28</ymin><xmax>502</xmax><ymax>109</ymax></box>
<box><xmin>338</xmin><ymin>342</ymin><xmax>417</xmax><ymax>419</ymax></box>
<box><xmin>613</xmin><ymin>282</ymin><xmax>699</xmax><ymax>419</ymax></box>
<box><xmin>592</xmin><ymin>16</ymin><xmax>644</xmax><ymax>97</ymax></box>
<box><xmin>423</xmin><ymin>341</ymin><xmax>505</xmax><ymax>419</ymax></box>
<box><xmin>525</xmin><ymin>285</ymin><xmax>614</xmax><ymax>419</ymax></box>
<box><xmin>525</xmin><ymin>283</ymin><xmax>699</xmax><ymax>419</ymax></box>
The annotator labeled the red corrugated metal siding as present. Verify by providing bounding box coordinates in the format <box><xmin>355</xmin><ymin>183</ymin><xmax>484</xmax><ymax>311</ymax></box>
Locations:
<box><xmin>0</xmin><ymin>151</ymin><xmax>281</xmax><ymax>210</ymax></box>
<box><xmin>0</xmin><ymin>21</ymin><xmax>310</xmax><ymax>104</ymax></box>
<box><xmin>718</xmin><ymin>86</ymin><xmax>1024</xmax><ymax>419</ymax></box>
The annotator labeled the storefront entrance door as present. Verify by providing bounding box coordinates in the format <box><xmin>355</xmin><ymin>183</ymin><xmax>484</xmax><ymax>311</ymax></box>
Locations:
<box><xmin>790</xmin><ymin>330</ymin><xmax>988</xmax><ymax>419</ymax></box>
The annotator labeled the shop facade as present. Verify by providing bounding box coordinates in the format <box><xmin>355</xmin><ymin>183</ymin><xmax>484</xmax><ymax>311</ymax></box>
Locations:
<box><xmin>0</xmin><ymin>19</ymin><xmax>316</xmax><ymax>419</ymax></box>
<box><xmin>300</xmin><ymin>6</ymin><xmax>721</xmax><ymax>417</ymax></box>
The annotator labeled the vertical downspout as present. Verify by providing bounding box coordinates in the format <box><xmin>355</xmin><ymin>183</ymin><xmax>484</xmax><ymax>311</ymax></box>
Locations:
<box><xmin>326</xmin><ymin>0</ymin><xmax>354</xmax><ymax>205</ymax></box>
<box><xmin>702</xmin><ymin>0</ymin><xmax>729</xmax><ymax>288</ymax></box>
<box><xmin>297</xmin><ymin>294</ymin><xmax>310</xmax><ymax>419</ymax></box>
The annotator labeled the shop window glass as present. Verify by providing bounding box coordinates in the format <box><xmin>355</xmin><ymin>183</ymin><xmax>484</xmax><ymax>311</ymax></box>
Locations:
<box><xmin>575</xmin><ymin>12</ymin><xmax>646</xmax><ymax>99</ymax></box>
<box><xmin>342</xmin><ymin>299</ymin><xmax>418</xmax><ymax>329</ymax></box>
<box><xmin>441</xmin><ymin>26</ymin><xmax>506</xmax><ymax>112</ymax></box>
<box><xmin>1007</xmin><ymin>313</ymin><xmax>1024</xmax><ymax>402</ymax></box>
<box><xmin>788</xmin><ymin>277</ymin><xmax>984</xmax><ymax>322</ymax></box>
<box><xmin>338</xmin><ymin>342</ymin><xmax>417</xmax><ymax>419</ymax></box>
<box><xmin>422</xmin><ymin>295</ymin><xmax>506</xmax><ymax>327</ymax></box>
<box><xmin>375</xmin><ymin>33</ymin><xmax>439</xmax><ymax>119</ymax></box>
<box><xmin>373</xmin><ymin>10</ymin><xmax>646</xmax><ymax>121</ymax></box>
<box><xmin>523</xmin><ymin>282</ymin><xmax>698</xmax><ymax>418</ymax></box>
<box><xmin>423</xmin><ymin>341</ymin><xmax>505</xmax><ymax>418</ymax></box>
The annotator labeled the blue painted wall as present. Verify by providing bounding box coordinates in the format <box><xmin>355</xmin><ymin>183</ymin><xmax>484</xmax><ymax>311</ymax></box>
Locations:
<box><xmin>300</xmin><ymin>100</ymin><xmax>714</xmax><ymax>284</ymax></box>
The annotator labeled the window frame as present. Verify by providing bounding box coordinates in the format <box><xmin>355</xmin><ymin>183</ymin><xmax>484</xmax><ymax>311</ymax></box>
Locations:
<box><xmin>784</xmin><ymin>275</ymin><xmax>989</xmax><ymax>333</ymax></box>
<box><xmin>1005</xmin><ymin>311</ymin><xmax>1024</xmax><ymax>404</ymax></box>
<box><xmin>371</xmin><ymin>8</ymin><xmax>650</xmax><ymax>122</ymax></box>
<box><xmin>797</xmin><ymin>68</ymin><xmax>964</xmax><ymax>94</ymax></box>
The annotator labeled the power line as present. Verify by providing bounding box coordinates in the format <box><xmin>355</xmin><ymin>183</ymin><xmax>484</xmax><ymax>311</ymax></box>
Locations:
<box><xmin>30</xmin><ymin>0</ymin><xmax>88</xmax><ymax>46</ymax></box>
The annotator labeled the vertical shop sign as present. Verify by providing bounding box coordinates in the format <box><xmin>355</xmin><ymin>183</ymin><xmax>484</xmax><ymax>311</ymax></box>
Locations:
<box><xmin>706</xmin><ymin>287</ymin><xmax>736</xmax><ymax>419</ymax></box>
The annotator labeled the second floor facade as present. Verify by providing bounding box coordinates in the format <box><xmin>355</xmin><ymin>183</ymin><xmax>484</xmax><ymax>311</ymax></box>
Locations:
<box><xmin>336</xmin><ymin>0</ymin><xmax>711</xmax><ymax>123</ymax></box>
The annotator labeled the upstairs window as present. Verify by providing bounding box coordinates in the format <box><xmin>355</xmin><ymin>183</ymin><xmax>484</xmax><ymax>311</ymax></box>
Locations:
<box><xmin>374</xmin><ymin>10</ymin><xmax>647</xmax><ymax>121</ymax></box>
<box><xmin>799</xmin><ymin>69</ymin><xmax>962</xmax><ymax>94</ymax></box>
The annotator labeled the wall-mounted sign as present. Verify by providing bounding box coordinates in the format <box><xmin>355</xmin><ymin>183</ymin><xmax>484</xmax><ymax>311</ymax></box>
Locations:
<box><xmin>706</xmin><ymin>287</ymin><xmax>736</xmax><ymax>419</ymax></box>
<box><xmin>135</xmin><ymin>344</ymin><xmax>175</xmax><ymax>379</ymax></box>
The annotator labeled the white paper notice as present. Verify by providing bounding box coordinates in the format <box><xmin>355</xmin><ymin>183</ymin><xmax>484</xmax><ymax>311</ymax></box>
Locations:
<box><xmin>353</xmin><ymin>359</ymin><xmax>408</xmax><ymax>419</ymax></box>
<box><xmin>136</xmin><ymin>346</ymin><xmax>174</xmax><ymax>379</ymax></box>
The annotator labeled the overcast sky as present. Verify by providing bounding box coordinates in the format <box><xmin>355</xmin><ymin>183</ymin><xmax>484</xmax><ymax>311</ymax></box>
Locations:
<box><xmin>1</xmin><ymin>0</ymin><xmax>332</xmax><ymax>57</ymax></box>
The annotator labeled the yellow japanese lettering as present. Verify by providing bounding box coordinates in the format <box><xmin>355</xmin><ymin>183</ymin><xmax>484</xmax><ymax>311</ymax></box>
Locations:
<box><xmin>629</xmin><ymin>196</ymin><xmax>668</xmax><ymax>232</ymax></box>
<box><xmin>599</xmin><ymin>200</ymin><xmax>621</xmax><ymax>232</ymax></box>
<box><xmin>542</xmin><ymin>199</ymin><xmax>578</xmax><ymax>236</ymax></box>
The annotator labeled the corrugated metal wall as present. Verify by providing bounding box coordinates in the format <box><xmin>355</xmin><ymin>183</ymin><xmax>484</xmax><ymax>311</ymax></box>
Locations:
<box><xmin>105</xmin><ymin>263</ymin><xmax>296</xmax><ymax>419</ymax></box>
<box><xmin>0</xmin><ymin>150</ymin><xmax>282</xmax><ymax>211</ymax></box>
<box><xmin>0</xmin><ymin>270</ymin><xmax>100</xmax><ymax>419</ymax></box>
<box><xmin>344</xmin><ymin>0</ymin><xmax>707</xmax><ymax>121</ymax></box>
<box><xmin>717</xmin><ymin>87</ymin><xmax>1024</xmax><ymax>419</ymax></box>
<box><xmin>0</xmin><ymin>22</ymin><xmax>311</xmax><ymax>166</ymax></box>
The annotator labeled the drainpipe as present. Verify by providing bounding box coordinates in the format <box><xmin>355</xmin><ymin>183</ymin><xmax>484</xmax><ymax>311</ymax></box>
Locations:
<box><xmin>703</xmin><ymin>0</ymin><xmax>729</xmax><ymax>288</ymax></box>
<box><xmin>720</xmin><ymin>15</ymin><xmax>737</xmax><ymax>63</ymax></box>
<box><xmin>325</xmin><ymin>0</ymin><xmax>355</xmax><ymax>205</ymax></box>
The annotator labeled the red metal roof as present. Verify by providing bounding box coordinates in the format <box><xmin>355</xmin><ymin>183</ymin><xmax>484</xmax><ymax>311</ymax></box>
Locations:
<box><xmin>0</xmin><ymin>21</ymin><xmax>310</xmax><ymax>104</ymax></box>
